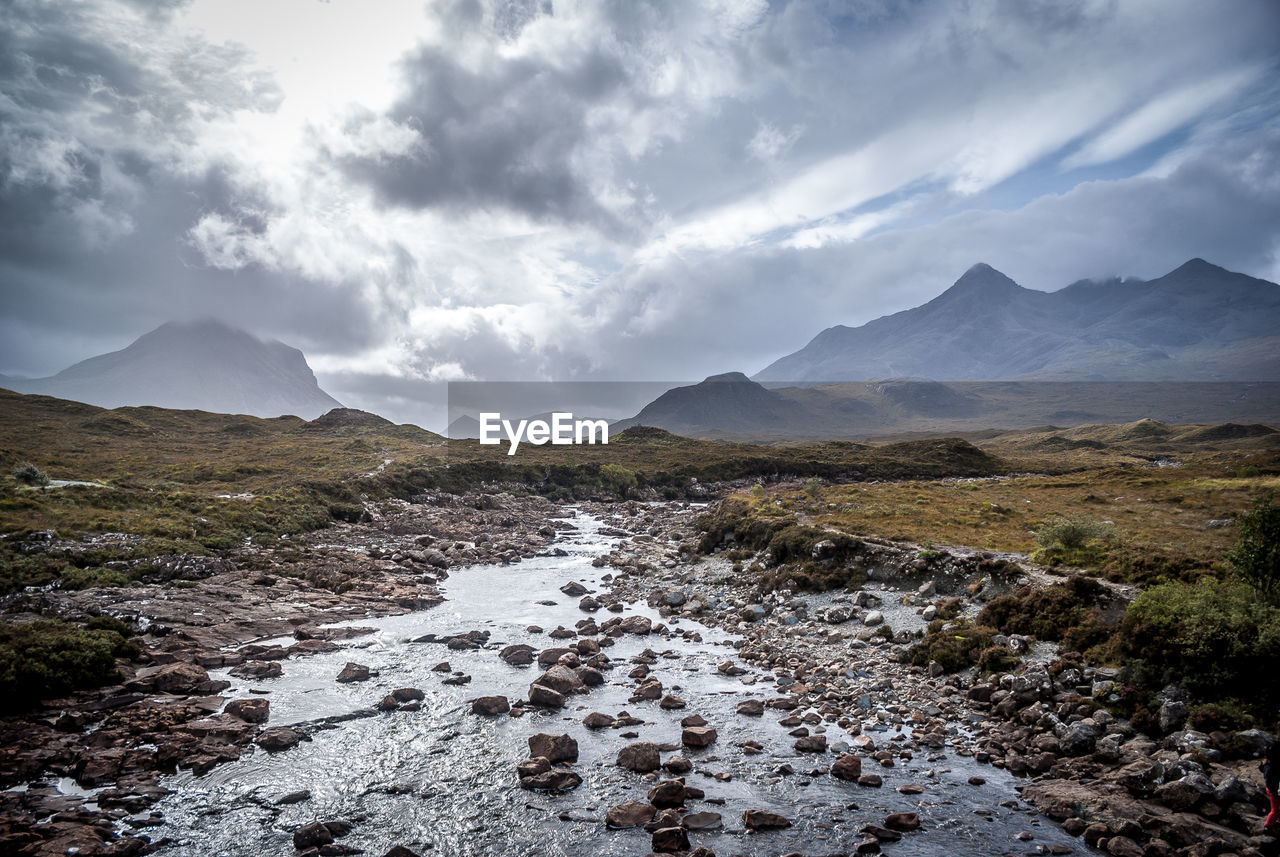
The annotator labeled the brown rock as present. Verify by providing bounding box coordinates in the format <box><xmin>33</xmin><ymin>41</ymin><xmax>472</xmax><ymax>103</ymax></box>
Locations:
<box><xmin>682</xmin><ymin>726</ymin><xmax>717</xmax><ymax>748</ymax></box>
<box><xmin>519</xmin><ymin>769</ymin><xmax>582</xmax><ymax>791</ymax></box>
<box><xmin>648</xmin><ymin>779</ymin><xmax>688</xmax><ymax>809</ymax></box>
<box><xmin>1106</xmin><ymin>836</ymin><xmax>1143</xmax><ymax>857</ymax></box>
<box><xmin>255</xmin><ymin>727</ymin><xmax>305</xmax><ymax>753</ymax></box>
<box><xmin>335</xmin><ymin>662</ymin><xmax>371</xmax><ymax>683</ymax></box>
<box><xmin>293</xmin><ymin>821</ymin><xmax>333</xmax><ymax>850</ymax></box>
<box><xmin>884</xmin><ymin>812</ymin><xmax>920</xmax><ymax>831</ymax></box>
<box><xmin>583</xmin><ymin>712</ymin><xmax>615</xmax><ymax>729</ymax></box>
<box><xmin>743</xmin><ymin>809</ymin><xmax>791</xmax><ymax>829</ymax></box>
<box><xmin>470</xmin><ymin>696</ymin><xmax>510</xmax><ymax>715</ymax></box>
<box><xmin>606</xmin><ymin>800</ymin><xmax>657</xmax><ymax>828</ymax></box>
<box><xmin>617</xmin><ymin>742</ymin><xmax>661</xmax><ymax>773</ymax></box>
<box><xmin>832</xmin><ymin>754</ymin><xmax>863</xmax><ymax>781</ymax></box>
<box><xmin>651</xmin><ymin>826</ymin><xmax>690</xmax><ymax>852</ymax></box>
<box><xmin>225</xmin><ymin>698</ymin><xmax>269</xmax><ymax>724</ymax></box>
<box><xmin>794</xmin><ymin>734</ymin><xmax>827</xmax><ymax>753</ymax></box>
<box><xmin>527</xmin><ymin>684</ymin><xmax>565</xmax><ymax>709</ymax></box>
<box><xmin>528</xmin><ymin>733</ymin><xmax>578</xmax><ymax>763</ymax></box>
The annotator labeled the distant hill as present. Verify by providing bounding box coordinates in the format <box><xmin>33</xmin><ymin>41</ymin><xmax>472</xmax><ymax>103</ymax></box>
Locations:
<box><xmin>613</xmin><ymin>372</ymin><xmax>797</xmax><ymax>436</ymax></box>
<box><xmin>755</xmin><ymin>259</ymin><xmax>1280</xmax><ymax>383</ymax></box>
<box><xmin>2</xmin><ymin>320</ymin><xmax>343</xmax><ymax>420</ymax></box>
<box><xmin>618</xmin><ymin>374</ymin><xmax>1280</xmax><ymax>440</ymax></box>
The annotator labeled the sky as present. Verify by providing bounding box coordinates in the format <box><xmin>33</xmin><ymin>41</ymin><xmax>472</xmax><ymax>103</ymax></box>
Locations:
<box><xmin>1</xmin><ymin>0</ymin><xmax>1279</xmax><ymax>427</ymax></box>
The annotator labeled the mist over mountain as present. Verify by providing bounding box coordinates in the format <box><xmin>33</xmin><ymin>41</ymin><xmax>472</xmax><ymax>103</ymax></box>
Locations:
<box><xmin>1</xmin><ymin>320</ymin><xmax>342</xmax><ymax>420</ymax></box>
<box><xmin>755</xmin><ymin>259</ymin><xmax>1280</xmax><ymax>384</ymax></box>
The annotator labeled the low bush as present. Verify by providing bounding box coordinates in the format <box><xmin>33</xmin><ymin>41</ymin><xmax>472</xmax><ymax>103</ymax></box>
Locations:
<box><xmin>908</xmin><ymin>620</ymin><xmax>999</xmax><ymax>673</ymax></box>
<box><xmin>977</xmin><ymin>575</ymin><xmax>1113</xmax><ymax>653</ymax></box>
<box><xmin>1109</xmin><ymin>579</ymin><xmax>1280</xmax><ymax>724</ymax></box>
<box><xmin>12</xmin><ymin>463</ymin><xmax>49</xmax><ymax>487</ymax></box>
<box><xmin>0</xmin><ymin>619</ymin><xmax>138</xmax><ymax>710</ymax></box>
<box><xmin>1230</xmin><ymin>493</ymin><xmax>1280</xmax><ymax>603</ymax></box>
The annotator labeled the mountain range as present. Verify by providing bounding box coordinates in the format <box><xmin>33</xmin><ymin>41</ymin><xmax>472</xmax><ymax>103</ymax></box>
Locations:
<box><xmin>0</xmin><ymin>320</ymin><xmax>342</xmax><ymax>420</ymax></box>
<box><xmin>755</xmin><ymin>259</ymin><xmax>1280</xmax><ymax>383</ymax></box>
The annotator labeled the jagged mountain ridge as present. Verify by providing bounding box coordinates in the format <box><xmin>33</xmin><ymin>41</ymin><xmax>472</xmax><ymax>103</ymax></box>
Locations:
<box><xmin>754</xmin><ymin>259</ymin><xmax>1280</xmax><ymax>383</ymax></box>
<box><xmin>2</xmin><ymin>320</ymin><xmax>342</xmax><ymax>420</ymax></box>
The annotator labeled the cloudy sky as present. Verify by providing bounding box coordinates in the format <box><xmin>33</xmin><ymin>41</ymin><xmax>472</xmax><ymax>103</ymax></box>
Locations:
<box><xmin>2</xmin><ymin>0</ymin><xmax>1279</xmax><ymax>426</ymax></box>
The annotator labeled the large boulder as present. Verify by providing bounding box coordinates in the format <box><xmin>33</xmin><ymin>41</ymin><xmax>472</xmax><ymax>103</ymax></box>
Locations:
<box><xmin>335</xmin><ymin>662</ymin><xmax>371</xmax><ymax>683</ymax></box>
<box><xmin>528</xmin><ymin>733</ymin><xmax>578</xmax><ymax>763</ymax></box>
<box><xmin>606</xmin><ymin>801</ymin><xmax>657</xmax><ymax>828</ymax></box>
<box><xmin>831</xmin><ymin>754</ymin><xmax>863</xmax><ymax>781</ymax></box>
<box><xmin>536</xmin><ymin>665</ymin><xmax>584</xmax><ymax>695</ymax></box>
<box><xmin>225</xmin><ymin>698</ymin><xmax>269</xmax><ymax>724</ymax></box>
<box><xmin>681</xmin><ymin>726</ymin><xmax>717</xmax><ymax>748</ymax></box>
<box><xmin>743</xmin><ymin>809</ymin><xmax>791</xmax><ymax>829</ymax></box>
<box><xmin>617</xmin><ymin>742</ymin><xmax>661</xmax><ymax>773</ymax></box>
<box><xmin>470</xmin><ymin>696</ymin><xmax>510</xmax><ymax>716</ymax></box>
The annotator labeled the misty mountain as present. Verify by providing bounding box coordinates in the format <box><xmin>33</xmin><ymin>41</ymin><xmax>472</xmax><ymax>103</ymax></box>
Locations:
<box><xmin>1</xmin><ymin>320</ymin><xmax>342</xmax><ymax>420</ymax></box>
<box><xmin>755</xmin><ymin>259</ymin><xmax>1280</xmax><ymax>383</ymax></box>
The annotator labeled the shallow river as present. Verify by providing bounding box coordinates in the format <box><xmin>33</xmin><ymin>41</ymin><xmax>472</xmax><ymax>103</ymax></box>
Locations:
<box><xmin>153</xmin><ymin>511</ymin><xmax>1090</xmax><ymax>856</ymax></box>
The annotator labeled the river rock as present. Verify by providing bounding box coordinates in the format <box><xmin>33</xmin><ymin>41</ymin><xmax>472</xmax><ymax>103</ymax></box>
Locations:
<box><xmin>681</xmin><ymin>811</ymin><xmax>722</xmax><ymax>830</ymax></box>
<box><xmin>743</xmin><ymin>809</ymin><xmax>791</xmax><ymax>829</ymax></box>
<box><xmin>575</xmin><ymin>666</ymin><xmax>604</xmax><ymax>687</ymax></box>
<box><xmin>230</xmin><ymin>660</ymin><xmax>283</xmax><ymax>679</ymax></box>
<box><xmin>471</xmin><ymin>696</ymin><xmax>510</xmax><ymax>716</ymax></box>
<box><xmin>293</xmin><ymin>821</ymin><xmax>333</xmax><ymax>850</ymax></box>
<box><xmin>682</xmin><ymin>726</ymin><xmax>717</xmax><ymax>748</ymax></box>
<box><xmin>651</xmin><ymin>826</ymin><xmax>689</xmax><ymax>852</ymax></box>
<box><xmin>255</xmin><ymin>727</ymin><xmax>305</xmax><ymax>753</ymax></box>
<box><xmin>225</xmin><ymin>698</ymin><xmax>269</xmax><ymax>724</ymax></box>
<box><xmin>884</xmin><ymin>812</ymin><xmax>920</xmax><ymax>831</ymax></box>
<box><xmin>832</xmin><ymin>754</ymin><xmax>863</xmax><ymax>781</ymax></box>
<box><xmin>538</xmin><ymin>647</ymin><xmax>574</xmax><ymax>666</ymax></box>
<box><xmin>560</xmin><ymin>581</ymin><xmax>589</xmax><ymax>596</ymax></box>
<box><xmin>535</xmin><ymin>665</ymin><xmax>584</xmax><ymax>695</ymax></box>
<box><xmin>584</xmin><ymin>712</ymin><xmax>615</xmax><ymax>729</ymax></box>
<box><xmin>659</xmin><ymin>694</ymin><xmax>686</xmax><ymax>709</ymax></box>
<box><xmin>606</xmin><ymin>800</ymin><xmax>657</xmax><ymax>828</ymax></box>
<box><xmin>620</xmin><ymin>615</ymin><xmax>653</xmax><ymax>635</ymax></box>
<box><xmin>617</xmin><ymin>742</ymin><xmax>661</xmax><ymax>773</ymax></box>
<box><xmin>519</xmin><ymin>769</ymin><xmax>582</xmax><ymax>791</ymax></box>
<box><xmin>1059</xmin><ymin>722</ymin><xmax>1097</xmax><ymax>756</ymax></box>
<box><xmin>648</xmin><ymin>779</ymin><xmax>688</xmax><ymax>808</ymax></box>
<box><xmin>149</xmin><ymin>662</ymin><xmax>224</xmax><ymax>694</ymax></box>
<box><xmin>863</xmin><ymin>610</ymin><xmax>884</xmax><ymax>626</ymax></box>
<box><xmin>528</xmin><ymin>683</ymin><xmax>565</xmax><ymax>709</ymax></box>
<box><xmin>736</xmin><ymin>699</ymin><xmax>764</xmax><ymax>716</ymax></box>
<box><xmin>528</xmin><ymin>733</ymin><xmax>578</xmax><ymax>763</ymax></box>
<box><xmin>794</xmin><ymin>734</ymin><xmax>827</xmax><ymax>753</ymax></box>
<box><xmin>501</xmin><ymin>644</ymin><xmax>536</xmax><ymax>665</ymax></box>
<box><xmin>335</xmin><ymin>662</ymin><xmax>371</xmax><ymax>683</ymax></box>
<box><xmin>517</xmin><ymin>757</ymin><xmax>550</xmax><ymax>780</ymax></box>
<box><xmin>663</xmin><ymin>755</ymin><xmax>692</xmax><ymax>774</ymax></box>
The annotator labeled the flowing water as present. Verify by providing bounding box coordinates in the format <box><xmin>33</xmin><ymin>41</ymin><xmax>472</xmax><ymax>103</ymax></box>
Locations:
<box><xmin>152</xmin><ymin>511</ymin><xmax>1090</xmax><ymax>856</ymax></box>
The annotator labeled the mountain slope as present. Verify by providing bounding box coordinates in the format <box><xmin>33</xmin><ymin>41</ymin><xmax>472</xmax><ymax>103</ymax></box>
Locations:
<box><xmin>3</xmin><ymin>320</ymin><xmax>343</xmax><ymax>419</ymax></box>
<box><xmin>755</xmin><ymin>259</ymin><xmax>1280</xmax><ymax>383</ymax></box>
<box><xmin>613</xmin><ymin>372</ymin><xmax>800</xmax><ymax>436</ymax></box>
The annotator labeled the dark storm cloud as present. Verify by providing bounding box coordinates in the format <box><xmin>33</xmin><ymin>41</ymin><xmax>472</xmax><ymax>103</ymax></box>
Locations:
<box><xmin>333</xmin><ymin>13</ymin><xmax>638</xmax><ymax>234</ymax></box>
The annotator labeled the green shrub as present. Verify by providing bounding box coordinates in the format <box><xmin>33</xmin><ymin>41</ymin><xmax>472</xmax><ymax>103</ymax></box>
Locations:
<box><xmin>12</xmin><ymin>463</ymin><xmax>49</xmax><ymax>487</ymax></box>
<box><xmin>599</xmin><ymin>464</ymin><xmax>637</xmax><ymax>498</ymax></box>
<box><xmin>0</xmin><ymin>620</ymin><xmax>137</xmax><ymax>710</ymax></box>
<box><xmin>977</xmin><ymin>575</ymin><xmax>1112</xmax><ymax>653</ymax></box>
<box><xmin>1035</xmin><ymin>515</ymin><xmax>1113</xmax><ymax>551</ymax></box>
<box><xmin>1111</xmin><ymin>579</ymin><xmax>1280</xmax><ymax>722</ymax></box>
<box><xmin>803</xmin><ymin>478</ymin><xmax>822</xmax><ymax>500</ymax></box>
<box><xmin>1230</xmin><ymin>494</ymin><xmax>1280</xmax><ymax>603</ymax></box>
<box><xmin>977</xmin><ymin>645</ymin><xmax>1022</xmax><ymax>675</ymax></box>
<box><xmin>908</xmin><ymin>620</ymin><xmax>999</xmax><ymax>673</ymax></box>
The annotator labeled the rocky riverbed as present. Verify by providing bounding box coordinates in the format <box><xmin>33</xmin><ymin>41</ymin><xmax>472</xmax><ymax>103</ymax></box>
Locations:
<box><xmin>0</xmin><ymin>493</ymin><xmax>1276</xmax><ymax>857</ymax></box>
